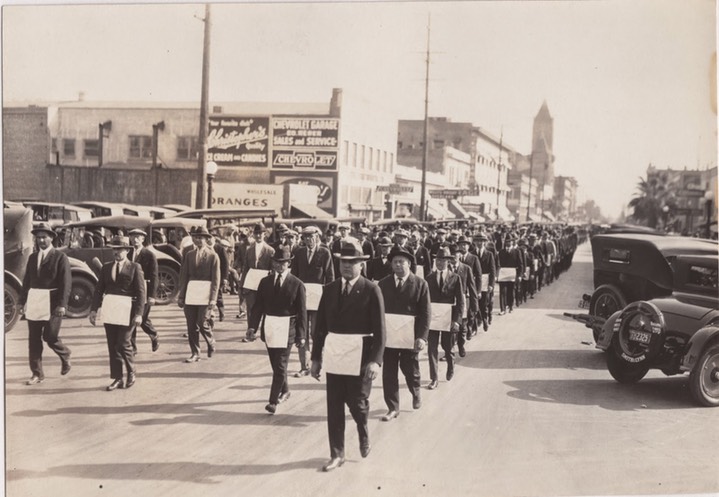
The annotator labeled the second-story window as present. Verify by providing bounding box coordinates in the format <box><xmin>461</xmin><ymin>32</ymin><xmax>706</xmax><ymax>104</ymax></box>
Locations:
<box><xmin>84</xmin><ymin>139</ymin><xmax>99</xmax><ymax>158</ymax></box>
<box><xmin>129</xmin><ymin>135</ymin><xmax>153</xmax><ymax>159</ymax></box>
<box><xmin>177</xmin><ymin>136</ymin><xmax>199</xmax><ymax>160</ymax></box>
<box><xmin>63</xmin><ymin>139</ymin><xmax>76</xmax><ymax>158</ymax></box>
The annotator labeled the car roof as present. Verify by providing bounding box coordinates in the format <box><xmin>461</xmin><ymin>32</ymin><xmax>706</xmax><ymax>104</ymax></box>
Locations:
<box><xmin>592</xmin><ymin>234</ymin><xmax>717</xmax><ymax>257</ymax></box>
<box><xmin>150</xmin><ymin>217</ymin><xmax>207</xmax><ymax>229</ymax></box>
<box><xmin>172</xmin><ymin>208</ymin><xmax>277</xmax><ymax>220</ymax></box>
<box><xmin>64</xmin><ymin>215</ymin><xmax>152</xmax><ymax>229</ymax></box>
<box><xmin>22</xmin><ymin>201</ymin><xmax>92</xmax><ymax>211</ymax></box>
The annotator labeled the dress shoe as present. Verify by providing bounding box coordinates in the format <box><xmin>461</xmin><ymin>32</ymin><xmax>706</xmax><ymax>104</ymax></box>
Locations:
<box><xmin>458</xmin><ymin>345</ymin><xmax>466</xmax><ymax>358</ymax></box>
<box><xmin>278</xmin><ymin>391</ymin><xmax>291</xmax><ymax>404</ymax></box>
<box><xmin>293</xmin><ymin>369</ymin><xmax>310</xmax><ymax>378</ymax></box>
<box><xmin>499</xmin><ymin>310</ymin><xmax>506</xmax><ymax>316</ymax></box>
<box><xmin>360</xmin><ymin>439</ymin><xmax>371</xmax><ymax>458</ymax></box>
<box><xmin>322</xmin><ymin>457</ymin><xmax>345</xmax><ymax>472</ymax></box>
<box><xmin>483</xmin><ymin>319</ymin><xmax>489</xmax><ymax>332</ymax></box>
<box><xmin>236</xmin><ymin>310</ymin><xmax>246</xmax><ymax>319</ymax></box>
<box><xmin>446</xmin><ymin>365</ymin><xmax>455</xmax><ymax>381</ymax></box>
<box><xmin>265</xmin><ymin>403</ymin><xmax>277</xmax><ymax>414</ymax></box>
<box><xmin>381</xmin><ymin>410</ymin><xmax>400</xmax><ymax>422</ymax></box>
<box><xmin>488</xmin><ymin>315</ymin><xmax>493</xmax><ymax>325</ymax></box>
<box><xmin>208</xmin><ymin>342</ymin><xmax>216</xmax><ymax>358</ymax></box>
<box><xmin>151</xmin><ymin>339</ymin><xmax>159</xmax><ymax>352</ymax></box>
<box><xmin>61</xmin><ymin>360</ymin><xmax>72</xmax><ymax>375</ymax></box>
<box><xmin>185</xmin><ymin>355</ymin><xmax>200</xmax><ymax>363</ymax></box>
<box><xmin>106</xmin><ymin>379</ymin><xmax>123</xmax><ymax>391</ymax></box>
<box><xmin>125</xmin><ymin>372</ymin><xmax>136</xmax><ymax>388</ymax></box>
<box><xmin>412</xmin><ymin>394</ymin><xmax>422</xmax><ymax>409</ymax></box>
<box><xmin>26</xmin><ymin>376</ymin><xmax>44</xmax><ymax>386</ymax></box>
<box><xmin>427</xmin><ymin>380</ymin><xmax>438</xmax><ymax>390</ymax></box>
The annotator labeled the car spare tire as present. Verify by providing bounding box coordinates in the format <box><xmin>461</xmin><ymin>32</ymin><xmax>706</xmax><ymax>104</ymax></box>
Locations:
<box><xmin>613</xmin><ymin>301</ymin><xmax>665</xmax><ymax>365</ymax></box>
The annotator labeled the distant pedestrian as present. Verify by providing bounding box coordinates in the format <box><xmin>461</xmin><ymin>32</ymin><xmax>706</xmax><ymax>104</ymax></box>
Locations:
<box><xmin>128</xmin><ymin>228</ymin><xmax>160</xmax><ymax>354</ymax></box>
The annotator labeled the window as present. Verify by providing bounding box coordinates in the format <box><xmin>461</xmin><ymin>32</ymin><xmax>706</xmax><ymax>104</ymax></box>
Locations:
<box><xmin>129</xmin><ymin>135</ymin><xmax>153</xmax><ymax>160</ymax></box>
<box><xmin>177</xmin><ymin>136</ymin><xmax>199</xmax><ymax>161</ymax></box>
<box><xmin>352</xmin><ymin>143</ymin><xmax>358</xmax><ymax>168</ymax></box>
<box><xmin>433</xmin><ymin>139</ymin><xmax>444</xmax><ymax>149</ymax></box>
<box><xmin>369</xmin><ymin>147</ymin><xmax>374</xmax><ymax>170</ymax></box>
<box><xmin>397</xmin><ymin>141</ymin><xmax>403</xmax><ymax>150</ymax></box>
<box><xmin>359</xmin><ymin>145</ymin><xmax>365</xmax><ymax>169</ymax></box>
<box><xmin>84</xmin><ymin>139</ymin><xmax>99</xmax><ymax>158</ymax></box>
<box><xmin>604</xmin><ymin>248</ymin><xmax>631</xmax><ymax>264</ymax></box>
<box><xmin>342</xmin><ymin>140</ymin><xmax>349</xmax><ymax>166</ymax></box>
<box><xmin>63</xmin><ymin>139</ymin><xmax>75</xmax><ymax>158</ymax></box>
<box><xmin>687</xmin><ymin>265</ymin><xmax>718</xmax><ymax>290</ymax></box>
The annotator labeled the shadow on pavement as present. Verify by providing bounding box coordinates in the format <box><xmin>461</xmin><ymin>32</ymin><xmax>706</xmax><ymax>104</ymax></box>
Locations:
<box><xmin>504</xmin><ymin>376</ymin><xmax>695</xmax><ymax>411</ymax></box>
<box><xmin>460</xmin><ymin>348</ymin><xmax>606</xmax><ymax>370</ymax></box>
<box><xmin>7</xmin><ymin>458</ymin><xmax>329</xmax><ymax>483</ymax></box>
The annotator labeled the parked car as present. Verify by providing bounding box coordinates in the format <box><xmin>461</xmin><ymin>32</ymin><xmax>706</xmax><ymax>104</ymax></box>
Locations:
<box><xmin>585</xmin><ymin>234</ymin><xmax>717</xmax><ymax>339</ymax></box>
<box><xmin>4</xmin><ymin>206</ymin><xmax>98</xmax><ymax>326</ymax></box>
<box><xmin>21</xmin><ymin>201</ymin><xmax>93</xmax><ymax>227</ymax></box>
<box><xmin>59</xmin><ymin>215</ymin><xmax>182</xmax><ymax>306</ymax></box>
<box><xmin>593</xmin><ymin>254</ymin><xmax>719</xmax><ymax>407</ymax></box>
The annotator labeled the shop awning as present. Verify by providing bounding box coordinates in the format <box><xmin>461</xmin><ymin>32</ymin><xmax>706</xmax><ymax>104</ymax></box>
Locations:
<box><xmin>290</xmin><ymin>203</ymin><xmax>332</xmax><ymax>219</ymax></box>
<box><xmin>497</xmin><ymin>205</ymin><xmax>515</xmax><ymax>222</ymax></box>
<box><xmin>427</xmin><ymin>199</ymin><xmax>454</xmax><ymax>220</ymax></box>
<box><xmin>448</xmin><ymin>199</ymin><xmax>471</xmax><ymax>219</ymax></box>
<box><xmin>467</xmin><ymin>212</ymin><xmax>485</xmax><ymax>222</ymax></box>
<box><xmin>542</xmin><ymin>211</ymin><xmax>556</xmax><ymax>222</ymax></box>
<box><xmin>527</xmin><ymin>213</ymin><xmax>541</xmax><ymax>222</ymax></box>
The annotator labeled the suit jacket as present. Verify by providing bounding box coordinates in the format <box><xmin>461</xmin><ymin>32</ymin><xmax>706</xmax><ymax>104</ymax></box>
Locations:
<box><xmin>291</xmin><ymin>245</ymin><xmax>335</xmax><ymax>284</ymax></box>
<box><xmin>361</xmin><ymin>239</ymin><xmax>375</xmax><ymax>259</ymax></box>
<box><xmin>91</xmin><ymin>259</ymin><xmax>146</xmax><ymax>320</ymax></box>
<box><xmin>378</xmin><ymin>273</ymin><xmax>431</xmax><ymax>343</ymax></box>
<box><xmin>240</xmin><ymin>241</ymin><xmax>275</xmax><ymax>288</ymax></box>
<box><xmin>498</xmin><ymin>247</ymin><xmax>521</xmax><ymax>278</ymax></box>
<box><xmin>412</xmin><ymin>245</ymin><xmax>432</xmax><ymax>278</ymax></box>
<box><xmin>249</xmin><ymin>272</ymin><xmax>307</xmax><ymax>346</ymax></box>
<box><xmin>131</xmin><ymin>247</ymin><xmax>158</xmax><ymax>299</ymax></box>
<box><xmin>451</xmin><ymin>261</ymin><xmax>478</xmax><ymax>314</ymax></box>
<box><xmin>458</xmin><ymin>252</ymin><xmax>483</xmax><ymax>292</ymax></box>
<box><xmin>213</xmin><ymin>243</ymin><xmax>229</xmax><ymax>280</ymax></box>
<box><xmin>312</xmin><ymin>276</ymin><xmax>385</xmax><ymax>366</ymax></box>
<box><xmin>178</xmin><ymin>247</ymin><xmax>221</xmax><ymax>304</ymax></box>
<box><xmin>20</xmin><ymin>248</ymin><xmax>72</xmax><ymax>311</ymax></box>
<box><xmin>478</xmin><ymin>248</ymin><xmax>497</xmax><ymax>289</ymax></box>
<box><xmin>367</xmin><ymin>256</ymin><xmax>392</xmax><ymax>282</ymax></box>
<box><xmin>426</xmin><ymin>269</ymin><xmax>465</xmax><ymax>327</ymax></box>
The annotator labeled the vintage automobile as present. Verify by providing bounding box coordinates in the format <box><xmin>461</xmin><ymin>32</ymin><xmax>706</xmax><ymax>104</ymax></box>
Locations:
<box><xmin>4</xmin><ymin>206</ymin><xmax>99</xmax><ymax>328</ymax></box>
<box><xmin>20</xmin><ymin>201</ymin><xmax>93</xmax><ymax>227</ymax></box>
<box><xmin>592</xmin><ymin>254</ymin><xmax>719</xmax><ymax>407</ymax></box>
<box><xmin>585</xmin><ymin>234</ymin><xmax>717</xmax><ymax>339</ymax></box>
<box><xmin>59</xmin><ymin>215</ymin><xmax>182</xmax><ymax>307</ymax></box>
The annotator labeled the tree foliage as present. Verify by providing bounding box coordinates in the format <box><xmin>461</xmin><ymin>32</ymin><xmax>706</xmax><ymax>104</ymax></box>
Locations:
<box><xmin>628</xmin><ymin>172</ymin><xmax>677</xmax><ymax>229</ymax></box>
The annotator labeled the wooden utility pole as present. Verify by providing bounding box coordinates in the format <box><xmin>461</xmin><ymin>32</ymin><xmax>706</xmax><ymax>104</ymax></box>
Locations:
<box><xmin>419</xmin><ymin>15</ymin><xmax>431</xmax><ymax>222</ymax></box>
<box><xmin>495</xmin><ymin>130</ymin><xmax>503</xmax><ymax>217</ymax></box>
<box><xmin>526</xmin><ymin>152</ymin><xmax>534</xmax><ymax>222</ymax></box>
<box><xmin>195</xmin><ymin>4</ymin><xmax>212</xmax><ymax>209</ymax></box>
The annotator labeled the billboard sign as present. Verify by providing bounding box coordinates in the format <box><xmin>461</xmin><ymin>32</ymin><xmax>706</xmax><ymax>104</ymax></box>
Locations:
<box><xmin>271</xmin><ymin>117</ymin><xmax>339</xmax><ymax>171</ymax></box>
<box><xmin>210</xmin><ymin>182</ymin><xmax>283</xmax><ymax>213</ymax></box>
<box><xmin>207</xmin><ymin>116</ymin><xmax>269</xmax><ymax>167</ymax></box>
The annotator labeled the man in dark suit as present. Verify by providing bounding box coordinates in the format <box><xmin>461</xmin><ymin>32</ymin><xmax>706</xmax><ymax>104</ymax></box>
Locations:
<box><xmin>448</xmin><ymin>244</ymin><xmax>478</xmax><ymax>358</ymax></box>
<box><xmin>377</xmin><ymin>246</ymin><xmax>430</xmax><ymax>421</ymax></box>
<box><xmin>128</xmin><ymin>229</ymin><xmax>159</xmax><ymax>354</ymax></box>
<box><xmin>426</xmin><ymin>247</ymin><xmax>464</xmax><ymax>389</ymax></box>
<box><xmin>290</xmin><ymin>225</ymin><xmax>334</xmax><ymax>377</ymax></box>
<box><xmin>409</xmin><ymin>232</ymin><xmax>432</xmax><ymax>278</ymax></box>
<box><xmin>311</xmin><ymin>240</ymin><xmax>385</xmax><ymax>472</ymax></box>
<box><xmin>366</xmin><ymin>236</ymin><xmax>393</xmax><ymax>281</ymax></box>
<box><xmin>208</xmin><ymin>235</ymin><xmax>230</xmax><ymax>322</ymax></box>
<box><xmin>89</xmin><ymin>235</ymin><xmax>146</xmax><ymax>391</ymax></box>
<box><xmin>19</xmin><ymin>223</ymin><xmax>72</xmax><ymax>385</ymax></box>
<box><xmin>356</xmin><ymin>227</ymin><xmax>375</xmax><ymax>259</ymax></box>
<box><xmin>498</xmin><ymin>234</ymin><xmax>521</xmax><ymax>315</ymax></box>
<box><xmin>240</xmin><ymin>223</ymin><xmax>275</xmax><ymax>341</ymax></box>
<box><xmin>456</xmin><ymin>235</ymin><xmax>482</xmax><ymax>339</ymax></box>
<box><xmin>474</xmin><ymin>233</ymin><xmax>496</xmax><ymax>331</ymax></box>
<box><xmin>178</xmin><ymin>226</ymin><xmax>221</xmax><ymax>362</ymax></box>
<box><xmin>249</xmin><ymin>246</ymin><xmax>307</xmax><ymax>414</ymax></box>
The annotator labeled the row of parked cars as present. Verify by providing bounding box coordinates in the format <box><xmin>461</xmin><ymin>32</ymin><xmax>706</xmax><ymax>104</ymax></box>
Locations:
<box><xmin>567</xmin><ymin>226</ymin><xmax>719</xmax><ymax>407</ymax></box>
<box><xmin>3</xmin><ymin>201</ymin><xmax>280</xmax><ymax>333</ymax></box>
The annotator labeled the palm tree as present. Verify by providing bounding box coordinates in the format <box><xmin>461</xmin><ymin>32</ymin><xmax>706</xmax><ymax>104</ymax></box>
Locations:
<box><xmin>629</xmin><ymin>172</ymin><xmax>677</xmax><ymax>229</ymax></box>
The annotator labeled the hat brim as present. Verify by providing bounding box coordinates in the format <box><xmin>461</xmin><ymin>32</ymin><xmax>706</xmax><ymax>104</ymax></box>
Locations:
<box><xmin>31</xmin><ymin>228</ymin><xmax>56</xmax><ymax>238</ymax></box>
<box><xmin>108</xmin><ymin>244</ymin><xmax>131</xmax><ymax>249</ymax></box>
<box><xmin>272</xmin><ymin>255</ymin><xmax>294</xmax><ymax>262</ymax></box>
<box><xmin>389</xmin><ymin>253</ymin><xmax>415</xmax><ymax>264</ymax></box>
<box><xmin>333</xmin><ymin>253</ymin><xmax>370</xmax><ymax>260</ymax></box>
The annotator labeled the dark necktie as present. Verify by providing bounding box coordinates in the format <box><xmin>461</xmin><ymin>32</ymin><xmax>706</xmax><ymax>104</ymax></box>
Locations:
<box><xmin>342</xmin><ymin>280</ymin><xmax>350</xmax><ymax>297</ymax></box>
<box><xmin>275</xmin><ymin>274</ymin><xmax>282</xmax><ymax>293</ymax></box>
<box><xmin>396</xmin><ymin>277</ymin><xmax>403</xmax><ymax>290</ymax></box>
<box><xmin>113</xmin><ymin>261</ymin><xmax>120</xmax><ymax>282</ymax></box>
<box><xmin>439</xmin><ymin>272</ymin><xmax>443</xmax><ymax>288</ymax></box>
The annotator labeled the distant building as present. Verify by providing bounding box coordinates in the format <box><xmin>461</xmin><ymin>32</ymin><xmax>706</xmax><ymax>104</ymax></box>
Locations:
<box><xmin>553</xmin><ymin>175</ymin><xmax>579</xmax><ymax>221</ymax></box>
<box><xmin>3</xmin><ymin>106</ymin><xmax>50</xmax><ymax>200</ymax></box>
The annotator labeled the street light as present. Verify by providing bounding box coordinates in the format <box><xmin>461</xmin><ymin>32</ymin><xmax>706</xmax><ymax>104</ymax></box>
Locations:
<box><xmin>206</xmin><ymin>161</ymin><xmax>218</xmax><ymax>209</ymax></box>
<box><xmin>704</xmin><ymin>190</ymin><xmax>714</xmax><ymax>239</ymax></box>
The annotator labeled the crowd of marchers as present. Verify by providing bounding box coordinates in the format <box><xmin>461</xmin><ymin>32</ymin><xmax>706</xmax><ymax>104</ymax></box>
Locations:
<box><xmin>17</xmin><ymin>218</ymin><xmax>581</xmax><ymax>472</ymax></box>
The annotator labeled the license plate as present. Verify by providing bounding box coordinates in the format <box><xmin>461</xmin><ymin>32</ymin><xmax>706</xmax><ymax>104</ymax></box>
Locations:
<box><xmin>629</xmin><ymin>330</ymin><xmax>651</xmax><ymax>344</ymax></box>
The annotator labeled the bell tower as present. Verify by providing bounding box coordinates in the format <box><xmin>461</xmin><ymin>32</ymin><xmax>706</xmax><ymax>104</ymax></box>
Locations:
<box><xmin>531</xmin><ymin>100</ymin><xmax>554</xmax><ymax>185</ymax></box>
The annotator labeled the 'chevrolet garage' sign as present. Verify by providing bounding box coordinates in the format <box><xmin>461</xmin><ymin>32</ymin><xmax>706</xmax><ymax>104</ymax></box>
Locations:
<box><xmin>271</xmin><ymin>117</ymin><xmax>340</xmax><ymax>171</ymax></box>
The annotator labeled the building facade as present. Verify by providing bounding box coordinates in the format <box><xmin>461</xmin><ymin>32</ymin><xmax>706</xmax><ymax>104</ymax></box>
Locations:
<box><xmin>3</xmin><ymin>106</ymin><xmax>51</xmax><ymax>200</ymax></box>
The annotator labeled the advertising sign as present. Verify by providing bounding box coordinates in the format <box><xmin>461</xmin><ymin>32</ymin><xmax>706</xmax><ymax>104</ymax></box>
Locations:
<box><xmin>271</xmin><ymin>117</ymin><xmax>340</xmax><ymax>171</ymax></box>
<box><xmin>207</xmin><ymin>116</ymin><xmax>269</xmax><ymax>167</ymax></box>
<box><xmin>210</xmin><ymin>182</ymin><xmax>283</xmax><ymax>213</ymax></box>
<box><xmin>273</xmin><ymin>173</ymin><xmax>335</xmax><ymax>212</ymax></box>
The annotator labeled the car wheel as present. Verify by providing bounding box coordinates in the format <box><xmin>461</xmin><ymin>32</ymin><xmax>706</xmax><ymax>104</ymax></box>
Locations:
<box><xmin>4</xmin><ymin>283</ymin><xmax>21</xmax><ymax>332</ymax></box>
<box><xmin>155</xmin><ymin>265</ymin><xmax>179</xmax><ymax>305</ymax></box>
<box><xmin>590</xmin><ymin>284</ymin><xmax>627</xmax><ymax>340</ymax></box>
<box><xmin>66</xmin><ymin>276</ymin><xmax>95</xmax><ymax>318</ymax></box>
<box><xmin>689</xmin><ymin>343</ymin><xmax>719</xmax><ymax>407</ymax></box>
<box><xmin>606</xmin><ymin>342</ymin><xmax>649</xmax><ymax>384</ymax></box>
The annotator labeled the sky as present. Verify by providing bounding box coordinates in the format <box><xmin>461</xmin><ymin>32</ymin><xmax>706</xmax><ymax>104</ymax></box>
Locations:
<box><xmin>2</xmin><ymin>0</ymin><xmax>717</xmax><ymax>219</ymax></box>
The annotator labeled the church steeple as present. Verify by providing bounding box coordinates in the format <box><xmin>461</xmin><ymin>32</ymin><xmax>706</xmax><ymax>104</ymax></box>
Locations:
<box><xmin>531</xmin><ymin>100</ymin><xmax>555</xmax><ymax>189</ymax></box>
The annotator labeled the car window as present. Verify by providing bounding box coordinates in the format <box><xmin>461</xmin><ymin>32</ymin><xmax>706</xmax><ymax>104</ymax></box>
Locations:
<box><xmin>687</xmin><ymin>265</ymin><xmax>718</xmax><ymax>291</ymax></box>
<box><xmin>603</xmin><ymin>248</ymin><xmax>631</xmax><ymax>264</ymax></box>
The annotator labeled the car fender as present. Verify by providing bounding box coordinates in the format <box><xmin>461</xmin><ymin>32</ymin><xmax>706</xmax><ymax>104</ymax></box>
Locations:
<box><xmin>149</xmin><ymin>246</ymin><xmax>181</xmax><ymax>270</ymax></box>
<box><xmin>4</xmin><ymin>270</ymin><xmax>23</xmax><ymax>292</ymax></box>
<box><xmin>596</xmin><ymin>310</ymin><xmax>622</xmax><ymax>351</ymax></box>
<box><xmin>681</xmin><ymin>325</ymin><xmax>719</xmax><ymax>372</ymax></box>
<box><xmin>68</xmin><ymin>257</ymin><xmax>99</xmax><ymax>283</ymax></box>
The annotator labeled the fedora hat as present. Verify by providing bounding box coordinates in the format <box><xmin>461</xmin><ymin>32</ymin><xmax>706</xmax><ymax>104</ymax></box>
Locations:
<box><xmin>272</xmin><ymin>246</ymin><xmax>294</xmax><ymax>262</ymax></box>
<box><xmin>108</xmin><ymin>235</ymin><xmax>131</xmax><ymax>248</ymax></box>
<box><xmin>190</xmin><ymin>226</ymin><xmax>212</xmax><ymax>238</ymax></box>
<box><xmin>387</xmin><ymin>246</ymin><xmax>415</xmax><ymax>264</ymax></box>
<box><xmin>377</xmin><ymin>236</ymin><xmax>393</xmax><ymax>247</ymax></box>
<box><xmin>31</xmin><ymin>222</ymin><xmax>56</xmax><ymax>238</ymax></box>
<box><xmin>435</xmin><ymin>246</ymin><xmax>453</xmax><ymax>259</ymax></box>
<box><xmin>457</xmin><ymin>235</ymin><xmax>471</xmax><ymax>245</ymax></box>
<box><xmin>334</xmin><ymin>240</ymin><xmax>370</xmax><ymax>260</ymax></box>
<box><xmin>253</xmin><ymin>222</ymin><xmax>267</xmax><ymax>233</ymax></box>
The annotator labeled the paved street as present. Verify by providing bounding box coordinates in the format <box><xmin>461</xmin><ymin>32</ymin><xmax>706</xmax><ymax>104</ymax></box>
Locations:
<box><xmin>5</xmin><ymin>242</ymin><xmax>718</xmax><ymax>497</ymax></box>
